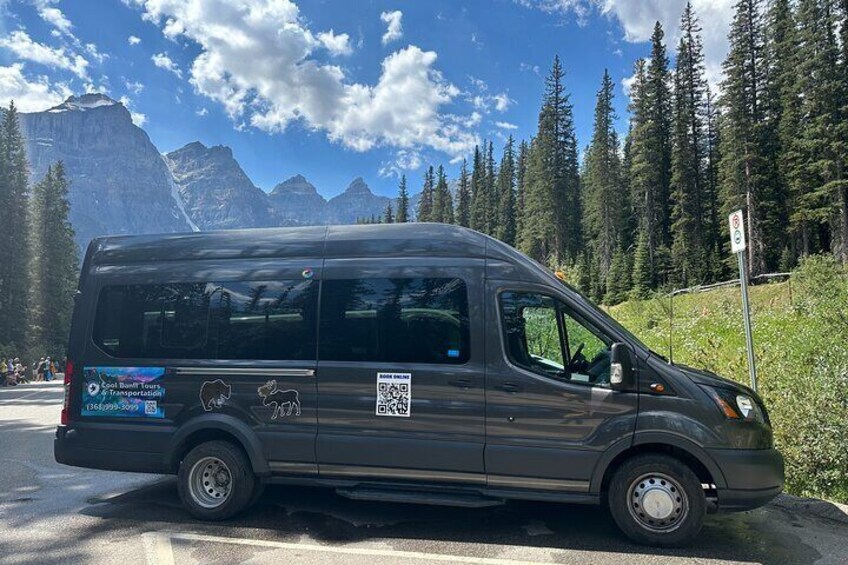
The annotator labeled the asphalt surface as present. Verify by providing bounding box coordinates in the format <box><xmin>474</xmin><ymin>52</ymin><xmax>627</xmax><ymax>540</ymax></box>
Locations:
<box><xmin>2</xmin><ymin>383</ymin><xmax>847</xmax><ymax>565</ymax></box>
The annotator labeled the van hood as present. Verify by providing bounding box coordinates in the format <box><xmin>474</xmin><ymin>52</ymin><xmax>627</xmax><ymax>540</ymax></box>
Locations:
<box><xmin>676</xmin><ymin>364</ymin><xmax>758</xmax><ymax>398</ymax></box>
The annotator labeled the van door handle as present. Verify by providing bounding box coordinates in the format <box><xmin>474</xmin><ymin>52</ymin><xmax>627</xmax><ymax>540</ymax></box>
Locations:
<box><xmin>449</xmin><ymin>378</ymin><xmax>472</xmax><ymax>389</ymax></box>
<box><xmin>499</xmin><ymin>382</ymin><xmax>520</xmax><ymax>394</ymax></box>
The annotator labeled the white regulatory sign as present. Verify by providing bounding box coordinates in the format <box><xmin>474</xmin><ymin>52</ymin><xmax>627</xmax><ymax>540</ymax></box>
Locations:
<box><xmin>729</xmin><ymin>209</ymin><xmax>746</xmax><ymax>254</ymax></box>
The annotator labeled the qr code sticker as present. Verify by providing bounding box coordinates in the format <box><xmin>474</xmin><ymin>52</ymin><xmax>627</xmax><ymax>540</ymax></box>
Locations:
<box><xmin>376</xmin><ymin>372</ymin><xmax>411</xmax><ymax>417</ymax></box>
<box><xmin>144</xmin><ymin>400</ymin><xmax>158</xmax><ymax>415</ymax></box>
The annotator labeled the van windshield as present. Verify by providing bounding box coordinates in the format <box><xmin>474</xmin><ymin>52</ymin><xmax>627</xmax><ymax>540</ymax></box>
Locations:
<box><xmin>556</xmin><ymin>279</ymin><xmax>653</xmax><ymax>355</ymax></box>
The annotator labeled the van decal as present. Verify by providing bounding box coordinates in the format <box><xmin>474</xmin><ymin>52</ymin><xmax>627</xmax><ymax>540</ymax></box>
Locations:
<box><xmin>257</xmin><ymin>380</ymin><xmax>301</xmax><ymax>419</ymax></box>
<box><xmin>200</xmin><ymin>379</ymin><xmax>231</xmax><ymax>411</ymax></box>
<box><xmin>81</xmin><ymin>366</ymin><xmax>165</xmax><ymax>419</ymax></box>
<box><xmin>376</xmin><ymin>372</ymin><xmax>411</xmax><ymax>417</ymax></box>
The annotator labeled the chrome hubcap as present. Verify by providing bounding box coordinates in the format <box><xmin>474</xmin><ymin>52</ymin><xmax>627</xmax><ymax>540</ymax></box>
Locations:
<box><xmin>189</xmin><ymin>456</ymin><xmax>232</xmax><ymax>509</ymax></box>
<box><xmin>627</xmin><ymin>472</ymin><xmax>688</xmax><ymax>532</ymax></box>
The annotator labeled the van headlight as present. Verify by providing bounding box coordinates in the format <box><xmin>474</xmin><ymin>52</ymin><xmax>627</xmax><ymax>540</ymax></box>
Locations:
<box><xmin>701</xmin><ymin>386</ymin><xmax>765</xmax><ymax>422</ymax></box>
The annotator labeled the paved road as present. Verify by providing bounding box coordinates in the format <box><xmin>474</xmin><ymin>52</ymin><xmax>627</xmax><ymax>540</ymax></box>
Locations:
<box><xmin>2</xmin><ymin>384</ymin><xmax>847</xmax><ymax>565</ymax></box>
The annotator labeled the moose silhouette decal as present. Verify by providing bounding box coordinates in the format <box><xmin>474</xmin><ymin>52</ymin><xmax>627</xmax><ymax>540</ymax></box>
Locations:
<box><xmin>257</xmin><ymin>380</ymin><xmax>301</xmax><ymax>419</ymax></box>
<box><xmin>199</xmin><ymin>379</ymin><xmax>231</xmax><ymax>411</ymax></box>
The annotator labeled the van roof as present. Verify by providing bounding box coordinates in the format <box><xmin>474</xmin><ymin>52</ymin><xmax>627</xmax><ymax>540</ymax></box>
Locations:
<box><xmin>86</xmin><ymin>223</ymin><xmax>520</xmax><ymax>265</ymax></box>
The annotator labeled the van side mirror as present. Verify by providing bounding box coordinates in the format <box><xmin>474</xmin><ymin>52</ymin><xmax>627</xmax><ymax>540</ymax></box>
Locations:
<box><xmin>610</xmin><ymin>342</ymin><xmax>635</xmax><ymax>391</ymax></box>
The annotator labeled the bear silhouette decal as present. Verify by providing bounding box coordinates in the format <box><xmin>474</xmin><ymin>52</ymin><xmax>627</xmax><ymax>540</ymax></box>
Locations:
<box><xmin>199</xmin><ymin>379</ymin><xmax>231</xmax><ymax>411</ymax></box>
<box><xmin>257</xmin><ymin>380</ymin><xmax>301</xmax><ymax>419</ymax></box>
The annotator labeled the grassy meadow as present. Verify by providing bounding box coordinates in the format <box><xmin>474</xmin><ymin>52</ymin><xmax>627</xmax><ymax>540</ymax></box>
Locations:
<box><xmin>609</xmin><ymin>257</ymin><xmax>848</xmax><ymax>503</ymax></box>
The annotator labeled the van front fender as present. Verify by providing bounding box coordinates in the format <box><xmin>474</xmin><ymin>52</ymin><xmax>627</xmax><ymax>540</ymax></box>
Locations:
<box><xmin>589</xmin><ymin>431</ymin><xmax>728</xmax><ymax>493</ymax></box>
<box><xmin>166</xmin><ymin>414</ymin><xmax>270</xmax><ymax>476</ymax></box>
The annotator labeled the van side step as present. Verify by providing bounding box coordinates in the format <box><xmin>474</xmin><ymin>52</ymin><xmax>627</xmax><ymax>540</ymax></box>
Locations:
<box><xmin>335</xmin><ymin>487</ymin><xmax>505</xmax><ymax>508</ymax></box>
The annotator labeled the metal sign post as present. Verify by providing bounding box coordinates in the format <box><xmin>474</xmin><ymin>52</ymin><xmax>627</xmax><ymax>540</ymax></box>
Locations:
<box><xmin>729</xmin><ymin>210</ymin><xmax>758</xmax><ymax>392</ymax></box>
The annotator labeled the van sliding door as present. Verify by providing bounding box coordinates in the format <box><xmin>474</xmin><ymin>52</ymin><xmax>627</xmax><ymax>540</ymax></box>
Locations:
<box><xmin>316</xmin><ymin>258</ymin><xmax>486</xmax><ymax>482</ymax></box>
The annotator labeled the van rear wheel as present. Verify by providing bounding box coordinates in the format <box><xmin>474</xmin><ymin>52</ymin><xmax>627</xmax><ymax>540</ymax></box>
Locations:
<box><xmin>608</xmin><ymin>454</ymin><xmax>705</xmax><ymax>547</ymax></box>
<box><xmin>178</xmin><ymin>441</ymin><xmax>256</xmax><ymax>521</ymax></box>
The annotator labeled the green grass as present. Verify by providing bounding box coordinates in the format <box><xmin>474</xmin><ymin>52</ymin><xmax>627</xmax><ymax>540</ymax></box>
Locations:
<box><xmin>609</xmin><ymin>257</ymin><xmax>848</xmax><ymax>503</ymax></box>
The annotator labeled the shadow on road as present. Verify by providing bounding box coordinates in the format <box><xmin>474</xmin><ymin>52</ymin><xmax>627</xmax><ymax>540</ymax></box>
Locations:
<box><xmin>70</xmin><ymin>478</ymin><xmax>826</xmax><ymax>565</ymax></box>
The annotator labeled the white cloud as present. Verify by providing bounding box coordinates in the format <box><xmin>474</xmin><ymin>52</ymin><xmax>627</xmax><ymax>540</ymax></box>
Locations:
<box><xmin>33</xmin><ymin>1</ymin><xmax>73</xmax><ymax>35</ymax></box>
<box><xmin>521</xmin><ymin>0</ymin><xmax>734</xmax><ymax>86</ymax></box>
<box><xmin>620</xmin><ymin>58</ymin><xmax>645</xmax><ymax>100</ymax></box>
<box><xmin>317</xmin><ymin>29</ymin><xmax>352</xmax><ymax>56</ymax></box>
<box><xmin>129</xmin><ymin>0</ymin><xmax>478</xmax><ymax>159</ymax></box>
<box><xmin>85</xmin><ymin>43</ymin><xmax>108</xmax><ymax>63</ymax></box>
<box><xmin>495</xmin><ymin>121</ymin><xmax>518</xmax><ymax>130</ymax></box>
<box><xmin>493</xmin><ymin>92</ymin><xmax>512</xmax><ymax>112</ymax></box>
<box><xmin>0</xmin><ymin>30</ymin><xmax>89</xmax><ymax>79</ymax></box>
<box><xmin>0</xmin><ymin>63</ymin><xmax>72</xmax><ymax>112</ymax></box>
<box><xmin>466</xmin><ymin>77</ymin><xmax>513</xmax><ymax>114</ymax></box>
<box><xmin>195</xmin><ymin>107</ymin><xmax>208</xmax><ymax>117</ymax></box>
<box><xmin>128</xmin><ymin>35</ymin><xmax>142</xmax><ymax>45</ymax></box>
<box><xmin>379</xmin><ymin>148</ymin><xmax>423</xmax><ymax>178</ymax></box>
<box><xmin>595</xmin><ymin>0</ymin><xmax>733</xmax><ymax>86</ymax></box>
<box><xmin>516</xmin><ymin>0</ymin><xmax>591</xmax><ymax>25</ymax></box>
<box><xmin>119</xmin><ymin>95</ymin><xmax>147</xmax><ymax>127</ymax></box>
<box><xmin>380</xmin><ymin>10</ymin><xmax>403</xmax><ymax>45</ymax></box>
<box><xmin>124</xmin><ymin>78</ymin><xmax>144</xmax><ymax>94</ymax></box>
<box><xmin>520</xmin><ymin>62</ymin><xmax>541</xmax><ymax>77</ymax></box>
<box><xmin>151</xmin><ymin>52</ymin><xmax>183</xmax><ymax>78</ymax></box>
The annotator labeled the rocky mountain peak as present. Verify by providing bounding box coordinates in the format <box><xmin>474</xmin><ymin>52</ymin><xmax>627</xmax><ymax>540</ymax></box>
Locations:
<box><xmin>344</xmin><ymin>176</ymin><xmax>372</xmax><ymax>195</ymax></box>
<box><xmin>48</xmin><ymin>93</ymin><xmax>121</xmax><ymax>113</ymax></box>
<box><xmin>272</xmin><ymin>174</ymin><xmax>320</xmax><ymax>196</ymax></box>
<box><xmin>165</xmin><ymin>142</ymin><xmax>279</xmax><ymax>231</ymax></box>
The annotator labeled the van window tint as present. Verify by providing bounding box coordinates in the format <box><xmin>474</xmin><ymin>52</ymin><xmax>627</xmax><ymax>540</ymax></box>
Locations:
<box><xmin>217</xmin><ymin>280</ymin><xmax>318</xmax><ymax>360</ymax></box>
<box><xmin>500</xmin><ymin>292</ymin><xmax>565</xmax><ymax>377</ymax></box>
<box><xmin>93</xmin><ymin>283</ymin><xmax>215</xmax><ymax>359</ymax></box>
<box><xmin>320</xmin><ymin>278</ymin><xmax>469</xmax><ymax>364</ymax></box>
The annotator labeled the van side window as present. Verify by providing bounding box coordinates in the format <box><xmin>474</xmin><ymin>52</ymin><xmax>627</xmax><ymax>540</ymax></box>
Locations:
<box><xmin>217</xmin><ymin>280</ymin><xmax>318</xmax><ymax>360</ymax></box>
<box><xmin>320</xmin><ymin>278</ymin><xmax>469</xmax><ymax>364</ymax></box>
<box><xmin>500</xmin><ymin>292</ymin><xmax>565</xmax><ymax>378</ymax></box>
<box><xmin>561</xmin><ymin>310</ymin><xmax>612</xmax><ymax>385</ymax></box>
<box><xmin>499</xmin><ymin>291</ymin><xmax>613</xmax><ymax>386</ymax></box>
<box><xmin>93</xmin><ymin>283</ymin><xmax>215</xmax><ymax>359</ymax></box>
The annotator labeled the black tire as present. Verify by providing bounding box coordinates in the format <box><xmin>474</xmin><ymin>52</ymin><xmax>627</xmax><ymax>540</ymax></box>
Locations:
<box><xmin>608</xmin><ymin>454</ymin><xmax>706</xmax><ymax>547</ymax></box>
<box><xmin>248</xmin><ymin>481</ymin><xmax>266</xmax><ymax>508</ymax></box>
<box><xmin>177</xmin><ymin>440</ymin><xmax>256</xmax><ymax>521</ymax></box>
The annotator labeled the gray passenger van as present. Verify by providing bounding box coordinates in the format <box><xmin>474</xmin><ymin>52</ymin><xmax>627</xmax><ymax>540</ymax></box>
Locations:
<box><xmin>54</xmin><ymin>224</ymin><xmax>783</xmax><ymax>546</ymax></box>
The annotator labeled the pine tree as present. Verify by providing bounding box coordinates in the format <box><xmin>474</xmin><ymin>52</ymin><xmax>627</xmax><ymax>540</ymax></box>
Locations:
<box><xmin>0</xmin><ymin>102</ymin><xmax>31</xmax><ymax>351</ymax></box>
<box><xmin>583</xmin><ymin>70</ymin><xmax>627</xmax><ymax>294</ymax></box>
<box><xmin>646</xmin><ymin>22</ymin><xmax>675</xmax><ymax>248</ymax></box>
<box><xmin>630</xmin><ymin>229</ymin><xmax>653</xmax><ymax>299</ymax></box>
<box><xmin>484</xmin><ymin>140</ymin><xmax>497</xmax><ymax>235</ymax></box>
<box><xmin>495</xmin><ymin>136</ymin><xmax>516</xmax><ymax>245</ymax></box>
<box><xmin>455</xmin><ymin>159</ymin><xmax>471</xmax><ymax>228</ymax></box>
<box><xmin>518</xmin><ymin>56</ymin><xmax>580</xmax><ymax>264</ymax></box>
<box><xmin>27</xmin><ymin>162</ymin><xmax>79</xmax><ymax>356</ymax></box>
<box><xmin>604</xmin><ymin>250</ymin><xmax>631</xmax><ymax>305</ymax></box>
<box><xmin>395</xmin><ymin>175</ymin><xmax>410</xmax><ymax>223</ymax></box>
<box><xmin>515</xmin><ymin>140</ymin><xmax>529</xmax><ymax>241</ymax></box>
<box><xmin>670</xmin><ymin>2</ymin><xmax>711</xmax><ymax>285</ymax></box>
<box><xmin>417</xmin><ymin>166</ymin><xmax>435</xmax><ymax>222</ymax></box>
<box><xmin>432</xmin><ymin>165</ymin><xmax>454</xmax><ymax>224</ymax></box>
<box><xmin>705</xmin><ymin>86</ymin><xmax>725</xmax><ymax>279</ymax></box>
<box><xmin>790</xmin><ymin>0</ymin><xmax>847</xmax><ymax>259</ymax></box>
<box><xmin>839</xmin><ymin>0</ymin><xmax>848</xmax><ymax>263</ymax></box>
<box><xmin>764</xmin><ymin>0</ymin><xmax>802</xmax><ymax>264</ymax></box>
<box><xmin>469</xmin><ymin>145</ymin><xmax>487</xmax><ymax>232</ymax></box>
<box><xmin>719</xmin><ymin>0</ymin><xmax>779</xmax><ymax>276</ymax></box>
<box><xmin>383</xmin><ymin>201</ymin><xmax>394</xmax><ymax>224</ymax></box>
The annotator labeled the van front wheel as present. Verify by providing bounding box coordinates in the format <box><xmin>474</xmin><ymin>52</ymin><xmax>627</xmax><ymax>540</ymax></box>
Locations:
<box><xmin>178</xmin><ymin>441</ymin><xmax>256</xmax><ymax>521</ymax></box>
<box><xmin>608</xmin><ymin>454</ymin><xmax>705</xmax><ymax>547</ymax></box>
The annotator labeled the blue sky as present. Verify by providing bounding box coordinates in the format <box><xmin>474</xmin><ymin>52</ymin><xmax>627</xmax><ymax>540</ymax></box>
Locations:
<box><xmin>0</xmin><ymin>0</ymin><xmax>735</xmax><ymax>198</ymax></box>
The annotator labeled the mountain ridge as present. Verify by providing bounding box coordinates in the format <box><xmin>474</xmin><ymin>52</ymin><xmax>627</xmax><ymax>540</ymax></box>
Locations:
<box><xmin>20</xmin><ymin>94</ymin><xmax>403</xmax><ymax>252</ymax></box>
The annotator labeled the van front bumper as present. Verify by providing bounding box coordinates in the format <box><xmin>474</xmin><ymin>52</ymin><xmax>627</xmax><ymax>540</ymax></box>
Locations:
<box><xmin>707</xmin><ymin>447</ymin><xmax>784</xmax><ymax>512</ymax></box>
